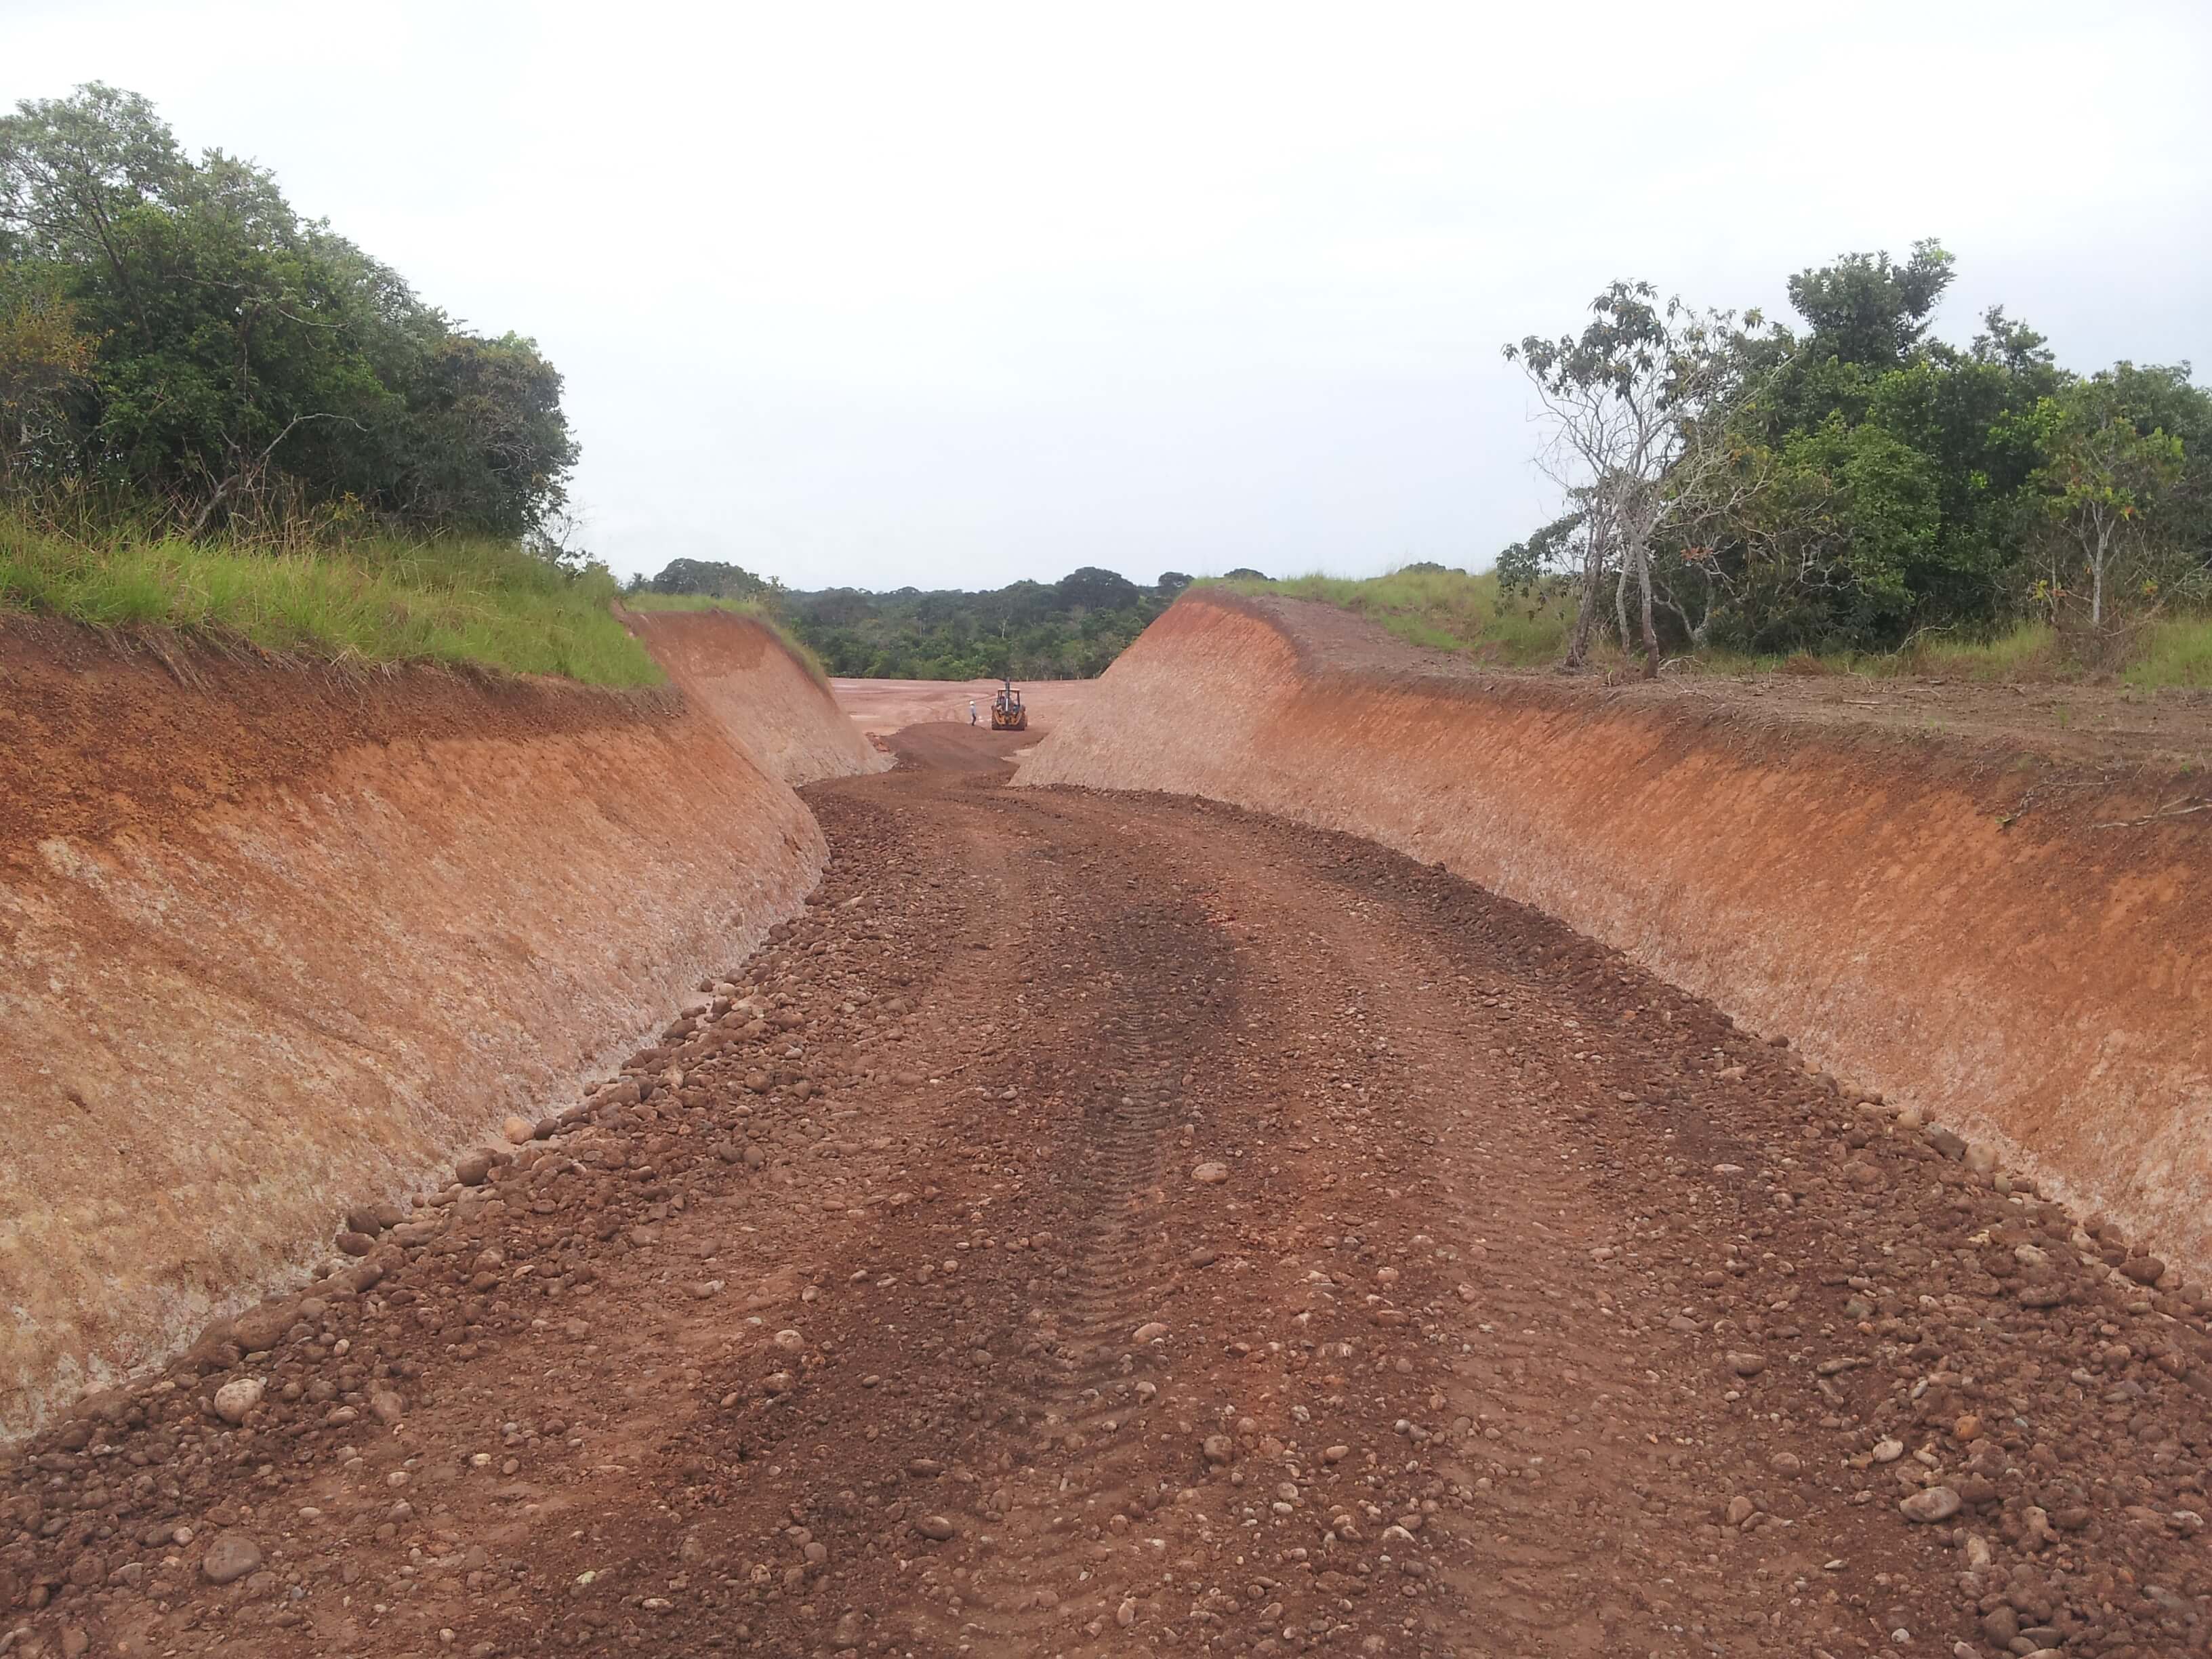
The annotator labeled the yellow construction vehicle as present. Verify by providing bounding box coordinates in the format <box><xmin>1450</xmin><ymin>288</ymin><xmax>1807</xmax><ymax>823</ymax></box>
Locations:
<box><xmin>989</xmin><ymin>678</ymin><xmax>1027</xmax><ymax>731</ymax></box>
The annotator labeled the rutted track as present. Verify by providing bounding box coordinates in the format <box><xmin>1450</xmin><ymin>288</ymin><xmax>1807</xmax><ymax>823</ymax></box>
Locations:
<box><xmin>7</xmin><ymin>722</ymin><xmax>2212</xmax><ymax>1659</ymax></box>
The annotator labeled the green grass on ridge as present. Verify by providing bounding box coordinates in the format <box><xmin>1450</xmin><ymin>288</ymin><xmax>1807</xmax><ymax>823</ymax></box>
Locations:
<box><xmin>0</xmin><ymin>514</ymin><xmax>664</xmax><ymax>687</ymax></box>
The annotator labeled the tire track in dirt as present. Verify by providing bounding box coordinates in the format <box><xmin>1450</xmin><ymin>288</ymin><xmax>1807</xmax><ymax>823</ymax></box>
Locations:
<box><xmin>821</xmin><ymin>794</ymin><xmax>1263</xmax><ymax>1654</ymax></box>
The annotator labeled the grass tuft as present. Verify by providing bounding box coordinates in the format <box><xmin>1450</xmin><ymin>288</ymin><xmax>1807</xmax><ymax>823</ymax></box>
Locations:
<box><xmin>618</xmin><ymin>590</ymin><xmax>833</xmax><ymax>687</ymax></box>
<box><xmin>619</xmin><ymin>592</ymin><xmax>771</xmax><ymax>617</ymax></box>
<box><xmin>1208</xmin><ymin>568</ymin><xmax>1567</xmax><ymax>667</ymax></box>
<box><xmin>2125</xmin><ymin>615</ymin><xmax>2212</xmax><ymax>689</ymax></box>
<box><xmin>0</xmin><ymin>514</ymin><xmax>664</xmax><ymax>687</ymax></box>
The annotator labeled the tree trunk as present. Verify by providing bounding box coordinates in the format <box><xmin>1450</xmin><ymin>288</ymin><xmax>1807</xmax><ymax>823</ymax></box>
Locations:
<box><xmin>1637</xmin><ymin>544</ymin><xmax>1660</xmax><ymax>680</ymax></box>
<box><xmin>1563</xmin><ymin>531</ymin><xmax>1606</xmax><ymax>670</ymax></box>
<box><xmin>2091</xmin><ymin>522</ymin><xmax>2108</xmax><ymax>628</ymax></box>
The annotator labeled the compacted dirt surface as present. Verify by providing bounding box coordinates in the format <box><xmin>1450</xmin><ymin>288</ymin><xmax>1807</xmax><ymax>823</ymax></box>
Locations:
<box><xmin>828</xmin><ymin>679</ymin><xmax>1098</xmax><ymax>741</ymax></box>
<box><xmin>11</xmin><ymin>722</ymin><xmax>2212</xmax><ymax>1659</ymax></box>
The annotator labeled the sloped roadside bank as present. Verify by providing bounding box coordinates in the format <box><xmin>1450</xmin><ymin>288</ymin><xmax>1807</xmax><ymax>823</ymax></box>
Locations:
<box><xmin>1018</xmin><ymin>590</ymin><xmax>2212</xmax><ymax>1279</ymax></box>
<box><xmin>0</xmin><ymin>613</ymin><xmax>865</xmax><ymax>1437</ymax></box>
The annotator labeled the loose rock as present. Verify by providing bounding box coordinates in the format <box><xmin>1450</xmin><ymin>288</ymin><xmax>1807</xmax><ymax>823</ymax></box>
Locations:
<box><xmin>200</xmin><ymin>1531</ymin><xmax>263</xmax><ymax>1584</ymax></box>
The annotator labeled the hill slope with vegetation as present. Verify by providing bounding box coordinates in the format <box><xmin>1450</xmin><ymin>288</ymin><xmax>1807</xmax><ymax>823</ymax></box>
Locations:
<box><xmin>0</xmin><ymin>84</ymin><xmax>658</xmax><ymax>683</ymax></box>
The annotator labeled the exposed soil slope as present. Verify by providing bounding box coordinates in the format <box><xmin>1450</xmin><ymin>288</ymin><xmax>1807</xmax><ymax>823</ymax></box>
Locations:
<box><xmin>0</xmin><ymin>614</ymin><xmax>867</xmax><ymax>1437</ymax></box>
<box><xmin>617</xmin><ymin>609</ymin><xmax>884</xmax><ymax>785</ymax></box>
<box><xmin>7</xmin><ymin>727</ymin><xmax>2212</xmax><ymax>1659</ymax></box>
<box><xmin>1019</xmin><ymin>592</ymin><xmax>2212</xmax><ymax>1282</ymax></box>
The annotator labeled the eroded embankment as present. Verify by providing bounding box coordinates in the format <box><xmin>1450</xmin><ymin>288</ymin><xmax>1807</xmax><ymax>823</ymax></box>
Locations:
<box><xmin>1020</xmin><ymin>591</ymin><xmax>2212</xmax><ymax>1272</ymax></box>
<box><xmin>0</xmin><ymin>614</ymin><xmax>863</xmax><ymax>1436</ymax></box>
<box><xmin>618</xmin><ymin>607</ymin><xmax>885</xmax><ymax>783</ymax></box>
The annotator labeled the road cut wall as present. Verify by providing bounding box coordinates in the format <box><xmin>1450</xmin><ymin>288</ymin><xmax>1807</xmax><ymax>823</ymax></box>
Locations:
<box><xmin>1019</xmin><ymin>591</ymin><xmax>2212</xmax><ymax>1274</ymax></box>
<box><xmin>0</xmin><ymin>613</ymin><xmax>865</xmax><ymax>1435</ymax></box>
<box><xmin>619</xmin><ymin>607</ymin><xmax>885</xmax><ymax>784</ymax></box>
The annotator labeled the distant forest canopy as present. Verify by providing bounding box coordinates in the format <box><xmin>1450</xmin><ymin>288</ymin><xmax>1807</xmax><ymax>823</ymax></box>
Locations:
<box><xmin>628</xmin><ymin>561</ymin><xmax>1198</xmax><ymax>679</ymax></box>
<box><xmin>1501</xmin><ymin>240</ymin><xmax>2212</xmax><ymax>675</ymax></box>
<box><xmin>0</xmin><ymin>85</ymin><xmax>578</xmax><ymax>545</ymax></box>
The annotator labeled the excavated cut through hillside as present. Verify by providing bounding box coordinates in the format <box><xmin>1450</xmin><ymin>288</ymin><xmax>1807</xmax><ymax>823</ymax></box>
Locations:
<box><xmin>0</xmin><ymin>611</ymin><xmax>867</xmax><ymax>1440</ymax></box>
<box><xmin>4</xmin><ymin>718</ymin><xmax>2211</xmax><ymax>1659</ymax></box>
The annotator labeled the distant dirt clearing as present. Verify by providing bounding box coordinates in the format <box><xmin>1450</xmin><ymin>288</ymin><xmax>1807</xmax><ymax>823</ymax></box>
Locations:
<box><xmin>830</xmin><ymin>674</ymin><xmax>1099</xmax><ymax>737</ymax></box>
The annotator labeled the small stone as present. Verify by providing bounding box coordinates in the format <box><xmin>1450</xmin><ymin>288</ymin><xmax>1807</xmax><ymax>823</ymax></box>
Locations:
<box><xmin>455</xmin><ymin>1151</ymin><xmax>494</xmax><ymax>1187</ymax></box>
<box><xmin>1900</xmin><ymin>1486</ymin><xmax>1961</xmax><ymax>1523</ymax></box>
<box><xmin>369</xmin><ymin>1390</ymin><xmax>406</xmax><ymax>1425</ymax></box>
<box><xmin>333</xmin><ymin>1230</ymin><xmax>375</xmax><ymax>1257</ymax></box>
<box><xmin>1725</xmin><ymin>1352</ymin><xmax>1767</xmax><ymax>1378</ymax></box>
<box><xmin>2121</xmin><ymin>1256</ymin><xmax>2167</xmax><ymax>1286</ymax></box>
<box><xmin>1132</xmin><ymin>1322</ymin><xmax>1170</xmax><ymax>1344</ymax></box>
<box><xmin>1769</xmin><ymin>1452</ymin><xmax>1801</xmax><ymax>1475</ymax></box>
<box><xmin>1871</xmin><ymin>1437</ymin><xmax>1904</xmax><ymax>1462</ymax></box>
<box><xmin>1191</xmin><ymin>1162</ymin><xmax>1229</xmax><ymax>1185</ymax></box>
<box><xmin>501</xmin><ymin>1115</ymin><xmax>535</xmax><ymax>1145</ymax></box>
<box><xmin>229</xmin><ymin>1303</ymin><xmax>295</xmax><ymax>1353</ymax></box>
<box><xmin>201</xmin><ymin>1530</ymin><xmax>264</xmax><ymax>1584</ymax></box>
<box><xmin>1202</xmin><ymin>1435</ymin><xmax>1235</xmax><ymax>1465</ymax></box>
<box><xmin>1725</xmin><ymin>1495</ymin><xmax>1755</xmax><ymax>1526</ymax></box>
<box><xmin>914</xmin><ymin>1514</ymin><xmax>956</xmax><ymax>1542</ymax></box>
<box><xmin>212</xmin><ymin>1377</ymin><xmax>264</xmax><ymax>1424</ymax></box>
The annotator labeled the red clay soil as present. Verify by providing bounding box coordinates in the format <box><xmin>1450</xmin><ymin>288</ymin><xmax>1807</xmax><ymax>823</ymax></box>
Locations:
<box><xmin>0</xmin><ymin>619</ymin><xmax>842</xmax><ymax>1439</ymax></box>
<box><xmin>7</xmin><ymin>723</ymin><xmax>2212</xmax><ymax>1658</ymax></box>
<box><xmin>0</xmin><ymin>621</ymin><xmax>677</xmax><ymax>856</ymax></box>
<box><xmin>1019</xmin><ymin>592</ymin><xmax>2212</xmax><ymax>1286</ymax></box>
<box><xmin>618</xmin><ymin>611</ymin><xmax>884</xmax><ymax>786</ymax></box>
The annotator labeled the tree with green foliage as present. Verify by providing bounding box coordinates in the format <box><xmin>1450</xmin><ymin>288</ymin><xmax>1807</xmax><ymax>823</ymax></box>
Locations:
<box><xmin>0</xmin><ymin>84</ymin><xmax>577</xmax><ymax>541</ymax></box>
<box><xmin>643</xmin><ymin>557</ymin><xmax>775</xmax><ymax>599</ymax></box>
<box><xmin>642</xmin><ymin>560</ymin><xmax>1187</xmax><ymax>680</ymax></box>
<box><xmin>2020</xmin><ymin>384</ymin><xmax>2186</xmax><ymax>626</ymax></box>
<box><xmin>1503</xmin><ymin>239</ymin><xmax>2210</xmax><ymax>665</ymax></box>
<box><xmin>1506</xmin><ymin>283</ymin><xmax>1775</xmax><ymax>676</ymax></box>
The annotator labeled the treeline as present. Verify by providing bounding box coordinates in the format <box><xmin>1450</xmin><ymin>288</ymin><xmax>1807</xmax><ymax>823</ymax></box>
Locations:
<box><xmin>1503</xmin><ymin>241</ymin><xmax>2211</xmax><ymax>672</ymax></box>
<box><xmin>0</xmin><ymin>85</ymin><xmax>577</xmax><ymax>545</ymax></box>
<box><xmin>628</xmin><ymin>562</ymin><xmax>1195</xmax><ymax>678</ymax></box>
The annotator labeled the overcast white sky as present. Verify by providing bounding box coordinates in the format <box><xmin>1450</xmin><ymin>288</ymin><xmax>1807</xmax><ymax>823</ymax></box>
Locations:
<box><xmin>9</xmin><ymin>1</ymin><xmax>2211</xmax><ymax>590</ymax></box>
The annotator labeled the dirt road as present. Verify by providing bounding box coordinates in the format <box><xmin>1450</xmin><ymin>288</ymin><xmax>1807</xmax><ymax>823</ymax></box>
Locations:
<box><xmin>829</xmin><ymin>679</ymin><xmax>1098</xmax><ymax>741</ymax></box>
<box><xmin>7</xmin><ymin>725</ymin><xmax>2212</xmax><ymax>1658</ymax></box>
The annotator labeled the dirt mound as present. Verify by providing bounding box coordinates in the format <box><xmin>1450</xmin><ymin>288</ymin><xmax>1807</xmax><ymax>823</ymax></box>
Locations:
<box><xmin>0</xmin><ymin>614</ymin><xmax>868</xmax><ymax>1437</ymax></box>
<box><xmin>1019</xmin><ymin>590</ymin><xmax>2212</xmax><ymax>1275</ymax></box>
<box><xmin>617</xmin><ymin>607</ymin><xmax>884</xmax><ymax>784</ymax></box>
